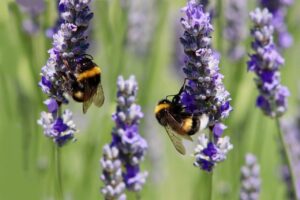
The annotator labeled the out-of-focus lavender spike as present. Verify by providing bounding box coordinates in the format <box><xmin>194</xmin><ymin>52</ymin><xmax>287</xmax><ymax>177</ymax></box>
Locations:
<box><xmin>260</xmin><ymin>0</ymin><xmax>294</xmax><ymax>49</ymax></box>
<box><xmin>124</xmin><ymin>0</ymin><xmax>157</xmax><ymax>56</ymax></box>
<box><xmin>16</xmin><ymin>0</ymin><xmax>45</xmax><ymax>14</ymax></box>
<box><xmin>248</xmin><ymin>8</ymin><xmax>289</xmax><ymax>118</ymax></box>
<box><xmin>224</xmin><ymin>0</ymin><xmax>248</xmax><ymax>61</ymax></box>
<box><xmin>171</xmin><ymin>14</ymin><xmax>185</xmax><ymax>78</ymax></box>
<box><xmin>281</xmin><ymin>114</ymin><xmax>300</xmax><ymax>199</ymax></box>
<box><xmin>100</xmin><ymin>145</ymin><xmax>127</xmax><ymax>200</ymax></box>
<box><xmin>179</xmin><ymin>0</ymin><xmax>233</xmax><ymax>172</ymax></box>
<box><xmin>16</xmin><ymin>0</ymin><xmax>45</xmax><ymax>35</ymax></box>
<box><xmin>144</xmin><ymin>109</ymin><xmax>165</xmax><ymax>184</ymax></box>
<box><xmin>46</xmin><ymin>0</ymin><xmax>62</xmax><ymax>38</ymax></box>
<box><xmin>38</xmin><ymin>0</ymin><xmax>94</xmax><ymax>146</ymax></box>
<box><xmin>111</xmin><ymin>75</ymin><xmax>148</xmax><ymax>192</ymax></box>
<box><xmin>240</xmin><ymin>153</ymin><xmax>261</xmax><ymax>200</ymax></box>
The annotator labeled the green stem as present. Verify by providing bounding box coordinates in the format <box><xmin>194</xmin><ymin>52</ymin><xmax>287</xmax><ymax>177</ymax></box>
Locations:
<box><xmin>209</xmin><ymin>172</ymin><xmax>213</xmax><ymax>200</ymax></box>
<box><xmin>276</xmin><ymin>118</ymin><xmax>298</xmax><ymax>199</ymax></box>
<box><xmin>55</xmin><ymin>146</ymin><xmax>63</xmax><ymax>200</ymax></box>
<box><xmin>136</xmin><ymin>192</ymin><xmax>141</xmax><ymax>200</ymax></box>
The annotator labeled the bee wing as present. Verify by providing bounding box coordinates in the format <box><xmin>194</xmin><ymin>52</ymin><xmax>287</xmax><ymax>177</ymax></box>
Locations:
<box><xmin>165</xmin><ymin>125</ymin><xmax>186</xmax><ymax>155</ymax></box>
<box><xmin>93</xmin><ymin>83</ymin><xmax>104</xmax><ymax>107</ymax></box>
<box><xmin>83</xmin><ymin>97</ymin><xmax>93</xmax><ymax>114</ymax></box>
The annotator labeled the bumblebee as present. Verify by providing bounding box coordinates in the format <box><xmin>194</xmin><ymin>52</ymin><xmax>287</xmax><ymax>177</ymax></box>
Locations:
<box><xmin>62</xmin><ymin>55</ymin><xmax>105</xmax><ymax>113</ymax></box>
<box><xmin>155</xmin><ymin>87</ymin><xmax>208</xmax><ymax>155</ymax></box>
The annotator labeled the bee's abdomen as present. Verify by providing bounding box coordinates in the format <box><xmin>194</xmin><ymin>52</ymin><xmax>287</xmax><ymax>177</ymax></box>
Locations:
<box><xmin>77</xmin><ymin>66</ymin><xmax>101</xmax><ymax>81</ymax></box>
<box><xmin>187</xmin><ymin>117</ymin><xmax>200</xmax><ymax>135</ymax></box>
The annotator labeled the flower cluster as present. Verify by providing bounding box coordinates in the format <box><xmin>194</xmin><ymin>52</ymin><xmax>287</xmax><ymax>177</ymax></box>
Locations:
<box><xmin>224</xmin><ymin>0</ymin><xmax>247</xmax><ymax>60</ymax></box>
<box><xmin>260</xmin><ymin>0</ymin><xmax>293</xmax><ymax>49</ymax></box>
<box><xmin>38</xmin><ymin>99</ymin><xmax>77</xmax><ymax>146</ymax></box>
<box><xmin>248</xmin><ymin>8</ymin><xmax>289</xmax><ymax>118</ymax></box>
<box><xmin>38</xmin><ymin>0</ymin><xmax>94</xmax><ymax>146</ymax></box>
<box><xmin>179</xmin><ymin>1</ymin><xmax>233</xmax><ymax>171</ymax></box>
<box><xmin>194</xmin><ymin>123</ymin><xmax>233</xmax><ymax>171</ymax></box>
<box><xmin>100</xmin><ymin>145</ymin><xmax>126</xmax><ymax>200</ymax></box>
<box><xmin>16</xmin><ymin>0</ymin><xmax>45</xmax><ymax>35</ymax></box>
<box><xmin>100</xmin><ymin>75</ymin><xmax>148</xmax><ymax>196</ymax></box>
<box><xmin>180</xmin><ymin>0</ymin><xmax>232</xmax><ymax>126</ymax></box>
<box><xmin>240</xmin><ymin>154</ymin><xmax>261</xmax><ymax>200</ymax></box>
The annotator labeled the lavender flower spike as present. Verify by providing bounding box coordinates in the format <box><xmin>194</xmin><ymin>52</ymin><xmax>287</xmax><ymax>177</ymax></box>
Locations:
<box><xmin>224</xmin><ymin>0</ymin><xmax>248</xmax><ymax>60</ymax></box>
<box><xmin>100</xmin><ymin>145</ymin><xmax>126</xmax><ymax>200</ymax></box>
<box><xmin>179</xmin><ymin>1</ymin><xmax>233</xmax><ymax>171</ymax></box>
<box><xmin>125</xmin><ymin>0</ymin><xmax>157</xmax><ymax>56</ymax></box>
<box><xmin>260</xmin><ymin>0</ymin><xmax>294</xmax><ymax>49</ymax></box>
<box><xmin>248</xmin><ymin>8</ymin><xmax>289</xmax><ymax>118</ymax></box>
<box><xmin>38</xmin><ymin>0</ymin><xmax>94</xmax><ymax>146</ymax></box>
<box><xmin>281</xmin><ymin>115</ymin><xmax>300</xmax><ymax>199</ymax></box>
<box><xmin>16</xmin><ymin>0</ymin><xmax>45</xmax><ymax>34</ymax></box>
<box><xmin>111</xmin><ymin>75</ymin><xmax>148</xmax><ymax>192</ymax></box>
<box><xmin>180</xmin><ymin>0</ymin><xmax>232</xmax><ymax>126</ymax></box>
<box><xmin>240</xmin><ymin>154</ymin><xmax>261</xmax><ymax>200</ymax></box>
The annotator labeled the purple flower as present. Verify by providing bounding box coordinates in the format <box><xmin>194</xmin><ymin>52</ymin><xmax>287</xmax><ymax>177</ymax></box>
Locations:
<box><xmin>224</xmin><ymin>0</ymin><xmax>248</xmax><ymax>60</ymax></box>
<box><xmin>260</xmin><ymin>0</ymin><xmax>293</xmax><ymax>49</ymax></box>
<box><xmin>100</xmin><ymin>145</ymin><xmax>126</xmax><ymax>200</ymax></box>
<box><xmin>180</xmin><ymin>0</ymin><xmax>232</xmax><ymax>126</ymax></box>
<box><xmin>16</xmin><ymin>0</ymin><xmax>45</xmax><ymax>35</ymax></box>
<box><xmin>37</xmin><ymin>109</ymin><xmax>77</xmax><ymax>147</ymax></box>
<box><xmin>179</xmin><ymin>1</ymin><xmax>233</xmax><ymax>172</ymax></box>
<box><xmin>109</xmin><ymin>76</ymin><xmax>148</xmax><ymax>193</ymax></box>
<box><xmin>194</xmin><ymin>131</ymin><xmax>233</xmax><ymax>172</ymax></box>
<box><xmin>38</xmin><ymin>0</ymin><xmax>94</xmax><ymax>146</ymax></box>
<box><xmin>240</xmin><ymin>154</ymin><xmax>261</xmax><ymax>200</ymax></box>
<box><xmin>125</xmin><ymin>0</ymin><xmax>157</xmax><ymax>56</ymax></box>
<box><xmin>248</xmin><ymin>8</ymin><xmax>289</xmax><ymax>117</ymax></box>
<box><xmin>16</xmin><ymin>0</ymin><xmax>45</xmax><ymax>14</ymax></box>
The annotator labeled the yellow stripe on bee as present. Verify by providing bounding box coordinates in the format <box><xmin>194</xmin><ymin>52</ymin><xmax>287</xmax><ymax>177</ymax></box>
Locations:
<box><xmin>154</xmin><ymin>103</ymin><xmax>170</xmax><ymax>114</ymax></box>
<box><xmin>182</xmin><ymin>118</ymin><xmax>193</xmax><ymax>132</ymax></box>
<box><xmin>77</xmin><ymin>66</ymin><xmax>101</xmax><ymax>81</ymax></box>
<box><xmin>74</xmin><ymin>91</ymin><xmax>84</xmax><ymax>99</ymax></box>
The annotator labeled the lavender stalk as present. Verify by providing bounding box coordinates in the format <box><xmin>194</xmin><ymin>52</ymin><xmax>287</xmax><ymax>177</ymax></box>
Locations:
<box><xmin>240</xmin><ymin>154</ymin><xmax>261</xmax><ymax>200</ymax></box>
<box><xmin>281</xmin><ymin>117</ymin><xmax>300</xmax><ymax>199</ymax></box>
<box><xmin>248</xmin><ymin>8</ymin><xmax>289</xmax><ymax>118</ymax></box>
<box><xmin>224</xmin><ymin>0</ymin><xmax>248</xmax><ymax>60</ymax></box>
<box><xmin>16</xmin><ymin>0</ymin><xmax>45</xmax><ymax>35</ymax></box>
<box><xmin>38</xmin><ymin>0</ymin><xmax>94</xmax><ymax>146</ymax></box>
<box><xmin>179</xmin><ymin>0</ymin><xmax>233</xmax><ymax>172</ymax></box>
<box><xmin>248</xmin><ymin>8</ymin><xmax>296</xmax><ymax>198</ymax></box>
<box><xmin>100</xmin><ymin>76</ymin><xmax>148</xmax><ymax>199</ymax></box>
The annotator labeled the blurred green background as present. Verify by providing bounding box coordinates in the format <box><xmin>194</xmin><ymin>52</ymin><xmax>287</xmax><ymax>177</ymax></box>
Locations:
<box><xmin>0</xmin><ymin>0</ymin><xmax>300</xmax><ymax>199</ymax></box>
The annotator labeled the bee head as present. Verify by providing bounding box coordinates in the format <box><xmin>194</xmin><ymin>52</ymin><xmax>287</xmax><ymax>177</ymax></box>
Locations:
<box><xmin>158</xmin><ymin>99</ymin><xmax>171</xmax><ymax>105</ymax></box>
